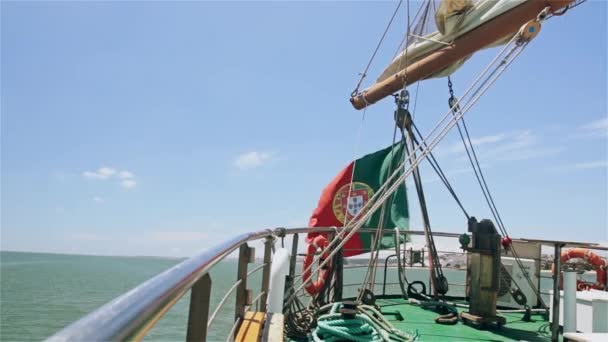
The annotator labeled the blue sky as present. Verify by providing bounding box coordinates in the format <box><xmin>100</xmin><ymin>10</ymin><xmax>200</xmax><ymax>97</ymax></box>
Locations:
<box><xmin>1</xmin><ymin>1</ymin><xmax>606</xmax><ymax>257</ymax></box>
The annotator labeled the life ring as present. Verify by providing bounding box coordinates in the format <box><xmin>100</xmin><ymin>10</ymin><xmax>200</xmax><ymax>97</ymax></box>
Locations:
<box><xmin>551</xmin><ymin>248</ymin><xmax>607</xmax><ymax>291</ymax></box>
<box><xmin>302</xmin><ymin>235</ymin><xmax>331</xmax><ymax>295</ymax></box>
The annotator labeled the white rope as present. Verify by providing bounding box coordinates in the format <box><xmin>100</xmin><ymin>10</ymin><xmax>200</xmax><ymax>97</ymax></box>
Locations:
<box><xmin>358</xmin><ymin>126</ymin><xmax>401</xmax><ymax>299</ymax></box>
<box><xmin>408</xmin><ymin>33</ymin><xmax>451</xmax><ymax>46</ymax></box>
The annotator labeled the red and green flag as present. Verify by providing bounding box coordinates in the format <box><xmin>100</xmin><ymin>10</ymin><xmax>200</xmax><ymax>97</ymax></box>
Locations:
<box><xmin>307</xmin><ymin>143</ymin><xmax>409</xmax><ymax>257</ymax></box>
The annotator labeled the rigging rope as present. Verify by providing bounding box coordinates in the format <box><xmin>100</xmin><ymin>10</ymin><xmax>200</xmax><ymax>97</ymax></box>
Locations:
<box><xmin>447</xmin><ymin>74</ymin><xmax>548</xmax><ymax>309</ymax></box>
<box><xmin>408</xmin><ymin>123</ymin><xmax>470</xmax><ymax>219</ymax></box>
<box><xmin>285</xmin><ymin>28</ymin><xmax>533</xmax><ymax>311</ymax></box>
<box><xmin>358</xmin><ymin>123</ymin><xmax>401</xmax><ymax>300</ymax></box>
<box><xmin>394</xmin><ymin>89</ymin><xmax>447</xmax><ymax>296</ymax></box>
<box><xmin>351</xmin><ymin>0</ymin><xmax>404</xmax><ymax>97</ymax></box>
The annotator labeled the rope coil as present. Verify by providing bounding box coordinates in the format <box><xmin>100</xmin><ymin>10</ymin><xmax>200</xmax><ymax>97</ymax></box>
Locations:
<box><xmin>311</xmin><ymin>302</ymin><xmax>414</xmax><ymax>342</ymax></box>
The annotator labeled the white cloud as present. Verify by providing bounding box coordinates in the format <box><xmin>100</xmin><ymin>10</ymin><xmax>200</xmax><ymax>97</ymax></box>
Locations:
<box><xmin>119</xmin><ymin>171</ymin><xmax>135</xmax><ymax>179</ymax></box>
<box><xmin>552</xmin><ymin>160</ymin><xmax>608</xmax><ymax>171</ymax></box>
<box><xmin>419</xmin><ymin>165</ymin><xmax>489</xmax><ymax>185</ymax></box>
<box><xmin>488</xmin><ymin>130</ymin><xmax>536</xmax><ymax>154</ymax></box>
<box><xmin>70</xmin><ymin>233</ymin><xmax>107</xmax><ymax>241</ymax></box>
<box><xmin>83</xmin><ymin>167</ymin><xmax>117</xmax><ymax>180</ymax></box>
<box><xmin>456</xmin><ymin>130</ymin><xmax>560</xmax><ymax>162</ymax></box>
<box><xmin>441</xmin><ymin>130</ymin><xmax>535</xmax><ymax>157</ymax></box>
<box><xmin>149</xmin><ymin>231</ymin><xmax>209</xmax><ymax>242</ymax></box>
<box><xmin>582</xmin><ymin>117</ymin><xmax>608</xmax><ymax>131</ymax></box>
<box><xmin>488</xmin><ymin>131</ymin><xmax>562</xmax><ymax>162</ymax></box>
<box><xmin>573</xmin><ymin>160</ymin><xmax>607</xmax><ymax>169</ymax></box>
<box><xmin>494</xmin><ymin>147</ymin><xmax>562</xmax><ymax>162</ymax></box>
<box><xmin>437</xmin><ymin>129</ymin><xmax>562</xmax><ymax>168</ymax></box>
<box><xmin>443</xmin><ymin>133</ymin><xmax>506</xmax><ymax>154</ymax></box>
<box><xmin>121</xmin><ymin>179</ymin><xmax>137</xmax><ymax>189</ymax></box>
<box><xmin>93</xmin><ymin>196</ymin><xmax>104</xmax><ymax>203</ymax></box>
<box><xmin>570</xmin><ymin>117</ymin><xmax>608</xmax><ymax>138</ymax></box>
<box><xmin>234</xmin><ymin>151</ymin><xmax>272</xmax><ymax>170</ymax></box>
<box><xmin>83</xmin><ymin>166</ymin><xmax>137</xmax><ymax>189</ymax></box>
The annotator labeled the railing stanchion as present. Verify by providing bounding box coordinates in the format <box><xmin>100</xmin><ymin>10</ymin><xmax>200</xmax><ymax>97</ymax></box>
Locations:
<box><xmin>289</xmin><ymin>233</ymin><xmax>299</xmax><ymax>279</ymax></box>
<box><xmin>186</xmin><ymin>273</ymin><xmax>211</xmax><ymax>342</ymax></box>
<box><xmin>382</xmin><ymin>254</ymin><xmax>397</xmax><ymax>296</ymax></box>
<box><xmin>334</xmin><ymin>238</ymin><xmax>344</xmax><ymax>302</ymax></box>
<box><xmin>259</xmin><ymin>237</ymin><xmax>273</xmax><ymax>312</ymax></box>
<box><xmin>234</xmin><ymin>244</ymin><xmax>253</xmax><ymax>337</ymax></box>
<box><xmin>551</xmin><ymin>243</ymin><xmax>564</xmax><ymax>342</ymax></box>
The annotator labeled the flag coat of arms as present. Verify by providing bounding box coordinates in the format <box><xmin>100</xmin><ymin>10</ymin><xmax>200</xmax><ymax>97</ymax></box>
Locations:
<box><xmin>308</xmin><ymin>143</ymin><xmax>410</xmax><ymax>257</ymax></box>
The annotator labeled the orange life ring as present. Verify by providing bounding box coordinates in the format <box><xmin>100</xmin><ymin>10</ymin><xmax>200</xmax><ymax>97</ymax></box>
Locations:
<box><xmin>302</xmin><ymin>235</ymin><xmax>331</xmax><ymax>295</ymax></box>
<box><xmin>551</xmin><ymin>248</ymin><xmax>607</xmax><ymax>291</ymax></box>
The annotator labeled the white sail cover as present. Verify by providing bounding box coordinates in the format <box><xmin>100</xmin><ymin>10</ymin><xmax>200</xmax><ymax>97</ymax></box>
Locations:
<box><xmin>377</xmin><ymin>0</ymin><xmax>526</xmax><ymax>83</ymax></box>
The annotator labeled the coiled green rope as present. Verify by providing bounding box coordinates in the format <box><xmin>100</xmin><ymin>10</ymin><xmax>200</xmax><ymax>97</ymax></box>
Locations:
<box><xmin>310</xmin><ymin>303</ymin><xmax>414</xmax><ymax>342</ymax></box>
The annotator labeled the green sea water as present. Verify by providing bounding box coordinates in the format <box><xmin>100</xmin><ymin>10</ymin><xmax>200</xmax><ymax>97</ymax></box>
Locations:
<box><xmin>1</xmin><ymin>251</ymin><xmax>560</xmax><ymax>342</ymax></box>
<box><xmin>0</xmin><ymin>251</ymin><xmax>246</xmax><ymax>342</ymax></box>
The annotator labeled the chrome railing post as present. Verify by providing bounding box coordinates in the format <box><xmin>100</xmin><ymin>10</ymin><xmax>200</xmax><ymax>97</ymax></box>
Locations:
<box><xmin>186</xmin><ymin>274</ymin><xmax>211</xmax><ymax>342</ymax></box>
<box><xmin>234</xmin><ymin>243</ymin><xmax>254</xmax><ymax>335</ymax></box>
<box><xmin>259</xmin><ymin>237</ymin><xmax>273</xmax><ymax>312</ymax></box>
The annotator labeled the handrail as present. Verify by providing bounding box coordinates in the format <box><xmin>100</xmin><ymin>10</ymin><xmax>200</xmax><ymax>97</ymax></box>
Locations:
<box><xmin>46</xmin><ymin>226</ymin><xmax>605</xmax><ymax>341</ymax></box>
<box><xmin>46</xmin><ymin>229</ymin><xmax>273</xmax><ymax>342</ymax></box>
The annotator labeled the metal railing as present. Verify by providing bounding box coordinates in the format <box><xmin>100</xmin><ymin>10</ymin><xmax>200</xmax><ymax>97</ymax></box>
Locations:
<box><xmin>45</xmin><ymin>227</ymin><xmax>606</xmax><ymax>342</ymax></box>
<box><xmin>46</xmin><ymin>229</ymin><xmax>272</xmax><ymax>342</ymax></box>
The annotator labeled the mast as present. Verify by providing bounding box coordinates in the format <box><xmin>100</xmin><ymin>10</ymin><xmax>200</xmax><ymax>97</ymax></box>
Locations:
<box><xmin>350</xmin><ymin>0</ymin><xmax>574</xmax><ymax>110</ymax></box>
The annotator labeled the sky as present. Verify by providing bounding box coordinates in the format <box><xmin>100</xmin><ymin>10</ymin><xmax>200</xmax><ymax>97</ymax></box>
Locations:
<box><xmin>1</xmin><ymin>1</ymin><xmax>606</xmax><ymax>257</ymax></box>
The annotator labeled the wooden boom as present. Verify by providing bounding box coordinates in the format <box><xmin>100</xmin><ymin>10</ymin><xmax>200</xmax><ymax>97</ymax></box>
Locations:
<box><xmin>350</xmin><ymin>0</ymin><xmax>575</xmax><ymax>110</ymax></box>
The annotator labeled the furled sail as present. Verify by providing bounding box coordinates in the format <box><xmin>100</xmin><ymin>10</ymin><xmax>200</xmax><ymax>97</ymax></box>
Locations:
<box><xmin>378</xmin><ymin>0</ymin><xmax>524</xmax><ymax>83</ymax></box>
<box><xmin>350</xmin><ymin>0</ymin><xmax>575</xmax><ymax>110</ymax></box>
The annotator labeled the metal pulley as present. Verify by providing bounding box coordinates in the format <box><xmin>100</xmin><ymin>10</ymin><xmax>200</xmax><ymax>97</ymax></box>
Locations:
<box><xmin>394</xmin><ymin>108</ymin><xmax>411</xmax><ymax>130</ymax></box>
<box><xmin>394</xmin><ymin>89</ymin><xmax>412</xmax><ymax>130</ymax></box>
<box><xmin>436</xmin><ymin>275</ymin><xmax>449</xmax><ymax>295</ymax></box>
<box><xmin>518</xmin><ymin>20</ymin><xmax>541</xmax><ymax>42</ymax></box>
<box><xmin>448</xmin><ymin>96</ymin><xmax>460</xmax><ymax>112</ymax></box>
<box><xmin>510</xmin><ymin>288</ymin><xmax>528</xmax><ymax>306</ymax></box>
<box><xmin>447</xmin><ymin>77</ymin><xmax>461</xmax><ymax>113</ymax></box>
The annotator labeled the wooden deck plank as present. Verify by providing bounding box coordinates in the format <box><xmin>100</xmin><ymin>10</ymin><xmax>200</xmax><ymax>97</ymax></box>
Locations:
<box><xmin>236</xmin><ymin>311</ymin><xmax>265</xmax><ymax>342</ymax></box>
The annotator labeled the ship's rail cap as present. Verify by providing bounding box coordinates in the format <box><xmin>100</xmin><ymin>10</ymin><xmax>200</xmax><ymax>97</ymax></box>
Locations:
<box><xmin>516</xmin><ymin>238</ymin><xmax>608</xmax><ymax>251</ymax></box>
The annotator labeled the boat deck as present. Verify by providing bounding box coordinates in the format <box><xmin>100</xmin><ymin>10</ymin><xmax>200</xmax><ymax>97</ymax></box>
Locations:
<box><xmin>376</xmin><ymin>298</ymin><xmax>554</xmax><ymax>341</ymax></box>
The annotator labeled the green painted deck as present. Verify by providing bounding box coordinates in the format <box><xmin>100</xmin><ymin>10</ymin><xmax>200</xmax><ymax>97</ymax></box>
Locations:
<box><xmin>376</xmin><ymin>298</ymin><xmax>554</xmax><ymax>341</ymax></box>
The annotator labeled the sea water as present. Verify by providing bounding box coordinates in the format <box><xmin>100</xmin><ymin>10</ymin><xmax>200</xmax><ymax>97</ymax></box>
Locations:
<box><xmin>1</xmin><ymin>251</ymin><xmax>563</xmax><ymax>341</ymax></box>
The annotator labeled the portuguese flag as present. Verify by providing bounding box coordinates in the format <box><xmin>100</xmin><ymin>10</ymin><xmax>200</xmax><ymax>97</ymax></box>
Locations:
<box><xmin>307</xmin><ymin>143</ymin><xmax>409</xmax><ymax>257</ymax></box>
